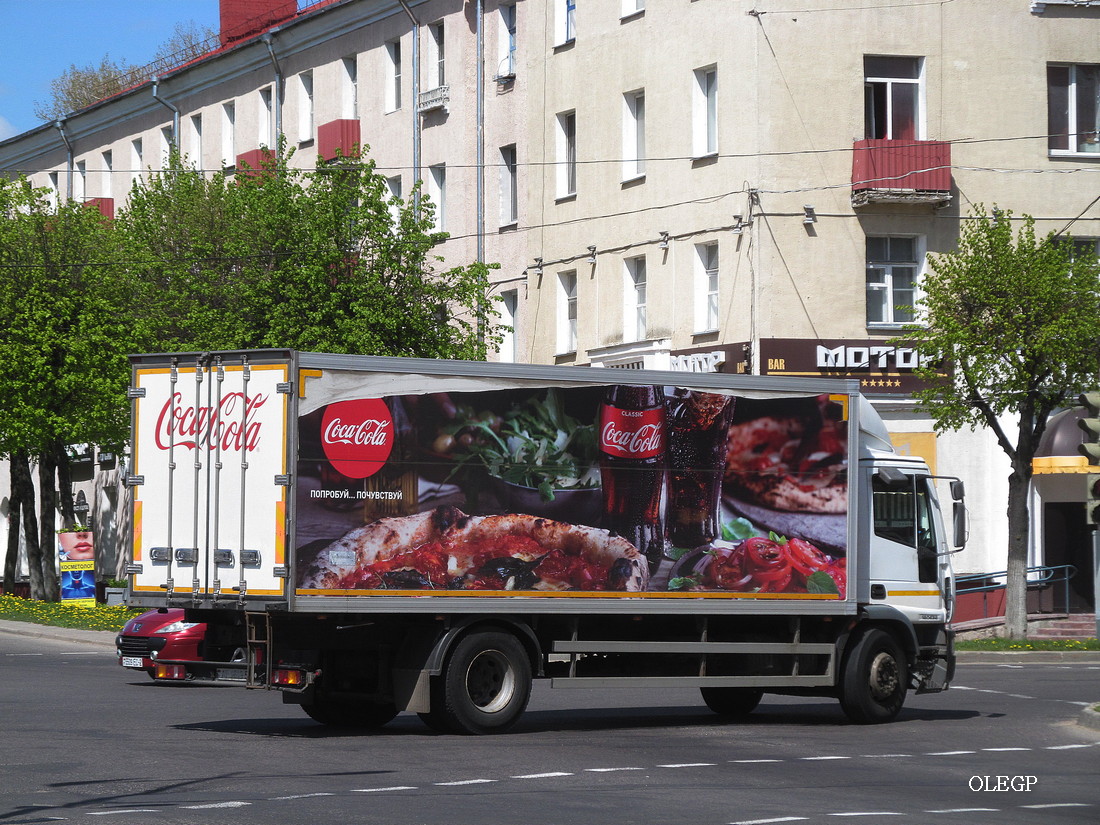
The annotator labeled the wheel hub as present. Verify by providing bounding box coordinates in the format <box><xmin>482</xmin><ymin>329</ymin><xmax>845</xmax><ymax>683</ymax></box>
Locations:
<box><xmin>867</xmin><ymin>651</ymin><xmax>900</xmax><ymax>700</ymax></box>
<box><xmin>466</xmin><ymin>649</ymin><xmax>516</xmax><ymax>712</ymax></box>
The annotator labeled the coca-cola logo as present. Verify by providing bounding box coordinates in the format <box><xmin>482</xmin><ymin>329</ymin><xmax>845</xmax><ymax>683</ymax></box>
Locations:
<box><xmin>320</xmin><ymin>398</ymin><xmax>394</xmax><ymax>478</ymax></box>
<box><xmin>599</xmin><ymin>406</ymin><xmax>665</xmax><ymax>459</ymax></box>
<box><xmin>154</xmin><ymin>392</ymin><xmax>267</xmax><ymax>453</ymax></box>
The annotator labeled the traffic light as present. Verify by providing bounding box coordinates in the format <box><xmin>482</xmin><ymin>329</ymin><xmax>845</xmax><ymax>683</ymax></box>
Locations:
<box><xmin>1078</xmin><ymin>392</ymin><xmax>1100</xmax><ymax>465</ymax></box>
<box><xmin>1087</xmin><ymin>474</ymin><xmax>1100</xmax><ymax>526</ymax></box>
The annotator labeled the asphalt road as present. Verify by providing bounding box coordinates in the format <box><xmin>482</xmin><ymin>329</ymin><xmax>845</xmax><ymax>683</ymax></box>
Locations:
<box><xmin>1</xmin><ymin>621</ymin><xmax>1098</xmax><ymax>825</ymax></box>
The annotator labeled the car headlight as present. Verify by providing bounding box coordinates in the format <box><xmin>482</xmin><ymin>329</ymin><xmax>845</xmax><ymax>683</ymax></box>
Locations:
<box><xmin>154</xmin><ymin>621</ymin><xmax>201</xmax><ymax>634</ymax></box>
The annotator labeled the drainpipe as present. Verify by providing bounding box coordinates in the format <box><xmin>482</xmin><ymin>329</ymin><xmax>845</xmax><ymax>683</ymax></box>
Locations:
<box><xmin>54</xmin><ymin>120</ymin><xmax>73</xmax><ymax>201</ymax></box>
<box><xmin>398</xmin><ymin>0</ymin><xmax>422</xmax><ymax>212</ymax></box>
<box><xmin>151</xmin><ymin>76</ymin><xmax>180</xmax><ymax>152</ymax></box>
<box><xmin>476</xmin><ymin>0</ymin><xmax>485</xmax><ymax>266</ymax></box>
<box><xmin>261</xmin><ymin>32</ymin><xmax>284</xmax><ymax>146</ymax></box>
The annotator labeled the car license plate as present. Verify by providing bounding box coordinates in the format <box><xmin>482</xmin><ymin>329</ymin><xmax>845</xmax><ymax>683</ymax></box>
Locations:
<box><xmin>122</xmin><ymin>657</ymin><xmax>144</xmax><ymax>668</ymax></box>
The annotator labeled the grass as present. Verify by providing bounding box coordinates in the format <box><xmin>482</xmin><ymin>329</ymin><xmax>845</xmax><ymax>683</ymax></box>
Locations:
<box><xmin>0</xmin><ymin>594</ymin><xmax>141</xmax><ymax>632</ymax></box>
<box><xmin>955</xmin><ymin>636</ymin><xmax>1100</xmax><ymax>652</ymax></box>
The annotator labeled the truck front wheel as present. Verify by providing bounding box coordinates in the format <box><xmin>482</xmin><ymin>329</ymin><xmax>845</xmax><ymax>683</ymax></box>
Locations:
<box><xmin>840</xmin><ymin>628</ymin><xmax>907</xmax><ymax>724</ymax></box>
<box><xmin>436</xmin><ymin>631</ymin><xmax>532</xmax><ymax>735</ymax></box>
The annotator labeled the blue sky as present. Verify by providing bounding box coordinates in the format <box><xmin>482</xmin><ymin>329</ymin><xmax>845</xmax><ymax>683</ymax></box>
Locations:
<box><xmin>0</xmin><ymin>0</ymin><xmax>221</xmax><ymax>140</ymax></box>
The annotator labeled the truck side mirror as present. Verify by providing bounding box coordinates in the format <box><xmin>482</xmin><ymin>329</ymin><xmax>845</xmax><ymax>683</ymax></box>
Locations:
<box><xmin>952</xmin><ymin>500</ymin><xmax>968</xmax><ymax>549</ymax></box>
<box><xmin>950</xmin><ymin>480</ymin><xmax>965</xmax><ymax>501</ymax></box>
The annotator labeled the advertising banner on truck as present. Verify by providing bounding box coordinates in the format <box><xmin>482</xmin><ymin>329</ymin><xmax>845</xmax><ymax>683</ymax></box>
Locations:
<box><xmin>295</xmin><ymin>381</ymin><xmax>849</xmax><ymax>600</ymax></box>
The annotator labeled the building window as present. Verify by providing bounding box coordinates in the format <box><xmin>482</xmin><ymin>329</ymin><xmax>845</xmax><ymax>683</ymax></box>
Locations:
<box><xmin>498</xmin><ymin>289</ymin><xmax>518</xmax><ymax>362</ymax></box>
<box><xmin>1048</xmin><ymin>64</ymin><xmax>1100</xmax><ymax>155</ymax></box>
<box><xmin>624</xmin><ymin>256</ymin><xmax>647</xmax><ymax>341</ymax></box>
<box><xmin>386</xmin><ymin>175</ymin><xmax>402</xmax><ymax>224</ymax></box>
<box><xmin>428</xmin><ymin>22</ymin><xmax>445</xmax><ymax>89</ymax></box>
<box><xmin>867</xmin><ymin>236</ymin><xmax>921</xmax><ymax>326</ymax></box>
<box><xmin>160</xmin><ymin>126</ymin><xmax>174</xmax><ymax>166</ymax></box>
<box><xmin>864</xmin><ymin>56</ymin><xmax>922</xmax><ymax>140</ymax></box>
<box><xmin>558</xmin><ymin>270</ymin><xmax>578</xmax><ymax>353</ymax></box>
<box><xmin>500</xmin><ymin>144</ymin><xmax>518</xmax><ymax>226</ymax></box>
<box><xmin>386</xmin><ymin>39</ymin><xmax>402</xmax><ymax>112</ymax></box>
<box><xmin>48</xmin><ymin>171</ymin><xmax>59</xmax><ymax>208</ymax></box>
<box><xmin>132</xmin><ymin>138</ymin><xmax>144</xmax><ymax>186</ymax></box>
<box><xmin>622</xmin><ymin>0</ymin><xmax>644</xmax><ymax>17</ymax></box>
<box><xmin>556</xmin><ymin>111</ymin><xmax>577</xmax><ymax>198</ymax></box>
<box><xmin>75</xmin><ymin>160</ymin><xmax>86</xmax><ymax>202</ymax></box>
<box><xmin>259</xmin><ymin>86</ymin><xmax>273</xmax><ymax>148</ymax></box>
<box><xmin>497</xmin><ymin>4</ymin><xmax>517</xmax><ymax>79</ymax></box>
<box><xmin>101</xmin><ymin>150</ymin><xmax>113</xmax><ymax>199</ymax></box>
<box><xmin>693</xmin><ymin>66</ymin><xmax>718</xmax><ymax>157</ymax></box>
<box><xmin>427</xmin><ymin>164</ymin><xmax>446</xmax><ymax>232</ymax></box>
<box><xmin>298</xmin><ymin>71</ymin><xmax>314</xmax><ymax>144</ymax></box>
<box><xmin>556</xmin><ymin>0</ymin><xmax>576</xmax><ymax>46</ymax></box>
<box><xmin>189</xmin><ymin>115</ymin><xmax>203</xmax><ymax>169</ymax></box>
<box><xmin>221</xmin><ymin>102</ymin><xmax>235</xmax><ymax>168</ymax></box>
<box><xmin>695</xmin><ymin>243</ymin><xmax>719</xmax><ymax>333</ymax></box>
<box><xmin>622</xmin><ymin>90</ymin><xmax>645</xmax><ymax>181</ymax></box>
<box><xmin>342</xmin><ymin>56</ymin><xmax>358</xmax><ymax>119</ymax></box>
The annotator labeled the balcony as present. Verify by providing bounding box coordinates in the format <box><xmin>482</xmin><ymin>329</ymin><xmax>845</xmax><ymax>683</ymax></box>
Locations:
<box><xmin>851</xmin><ymin>139</ymin><xmax>952</xmax><ymax>207</ymax></box>
<box><xmin>318</xmin><ymin>119</ymin><xmax>361</xmax><ymax>162</ymax></box>
<box><xmin>417</xmin><ymin>85</ymin><xmax>450</xmax><ymax>114</ymax></box>
<box><xmin>235</xmin><ymin>148</ymin><xmax>275</xmax><ymax>178</ymax></box>
<box><xmin>84</xmin><ymin>197</ymin><xmax>114</xmax><ymax>219</ymax></box>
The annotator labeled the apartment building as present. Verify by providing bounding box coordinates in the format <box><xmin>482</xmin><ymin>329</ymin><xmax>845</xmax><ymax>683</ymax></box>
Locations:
<box><xmin>1</xmin><ymin>0</ymin><xmax>1098</xmax><ymax>594</ymax></box>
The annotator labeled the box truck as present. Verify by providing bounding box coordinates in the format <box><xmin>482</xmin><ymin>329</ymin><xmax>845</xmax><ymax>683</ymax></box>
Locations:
<box><xmin>124</xmin><ymin>350</ymin><xmax>964</xmax><ymax>731</ymax></box>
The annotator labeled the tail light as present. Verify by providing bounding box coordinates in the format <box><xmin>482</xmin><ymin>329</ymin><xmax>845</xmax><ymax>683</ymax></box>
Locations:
<box><xmin>271</xmin><ymin>668</ymin><xmax>306</xmax><ymax>686</ymax></box>
<box><xmin>154</xmin><ymin>664</ymin><xmax>188</xmax><ymax>680</ymax></box>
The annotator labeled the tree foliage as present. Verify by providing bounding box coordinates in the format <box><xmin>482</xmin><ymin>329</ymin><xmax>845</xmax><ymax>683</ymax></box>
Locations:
<box><xmin>900</xmin><ymin>207</ymin><xmax>1100</xmax><ymax>638</ymax></box>
<box><xmin>1</xmin><ymin>142</ymin><xmax>500</xmax><ymax>598</ymax></box>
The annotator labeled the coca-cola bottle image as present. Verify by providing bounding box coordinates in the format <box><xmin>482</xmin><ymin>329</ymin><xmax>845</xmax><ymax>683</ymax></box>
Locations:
<box><xmin>666</xmin><ymin>389</ymin><xmax>735</xmax><ymax>548</ymax></box>
<box><xmin>598</xmin><ymin>384</ymin><xmax>667</xmax><ymax>574</ymax></box>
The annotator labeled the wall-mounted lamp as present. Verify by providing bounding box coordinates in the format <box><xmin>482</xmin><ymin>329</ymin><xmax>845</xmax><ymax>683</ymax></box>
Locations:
<box><xmin>732</xmin><ymin>215</ymin><xmax>746</xmax><ymax>234</ymax></box>
<box><xmin>533</xmin><ymin>257</ymin><xmax>543</xmax><ymax>275</ymax></box>
<box><xmin>658</xmin><ymin>231</ymin><xmax>670</xmax><ymax>250</ymax></box>
<box><xmin>803</xmin><ymin>205</ymin><xmax>816</xmax><ymax>224</ymax></box>
<box><xmin>586</xmin><ymin>245</ymin><xmax>597</xmax><ymax>264</ymax></box>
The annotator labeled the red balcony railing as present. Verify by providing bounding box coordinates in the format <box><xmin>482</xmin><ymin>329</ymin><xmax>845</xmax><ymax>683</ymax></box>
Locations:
<box><xmin>318</xmin><ymin>119</ymin><xmax>362</xmax><ymax>162</ymax></box>
<box><xmin>851</xmin><ymin>139</ymin><xmax>952</xmax><ymax>204</ymax></box>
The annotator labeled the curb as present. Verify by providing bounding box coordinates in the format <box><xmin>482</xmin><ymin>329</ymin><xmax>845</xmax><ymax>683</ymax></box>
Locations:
<box><xmin>956</xmin><ymin>650</ymin><xmax>1100</xmax><ymax>663</ymax></box>
<box><xmin>0</xmin><ymin>618</ymin><xmax>117</xmax><ymax>649</ymax></box>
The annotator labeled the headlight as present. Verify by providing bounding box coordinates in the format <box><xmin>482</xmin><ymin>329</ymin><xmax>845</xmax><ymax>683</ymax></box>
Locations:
<box><xmin>154</xmin><ymin>621</ymin><xmax>201</xmax><ymax>634</ymax></box>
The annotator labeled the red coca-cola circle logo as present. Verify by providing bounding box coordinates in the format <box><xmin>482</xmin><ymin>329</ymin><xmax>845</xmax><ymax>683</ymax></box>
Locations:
<box><xmin>320</xmin><ymin>398</ymin><xmax>394</xmax><ymax>478</ymax></box>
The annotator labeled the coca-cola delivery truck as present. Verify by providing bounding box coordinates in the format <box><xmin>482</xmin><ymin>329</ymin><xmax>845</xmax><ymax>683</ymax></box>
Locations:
<box><xmin>123</xmin><ymin>350</ymin><xmax>964</xmax><ymax>731</ymax></box>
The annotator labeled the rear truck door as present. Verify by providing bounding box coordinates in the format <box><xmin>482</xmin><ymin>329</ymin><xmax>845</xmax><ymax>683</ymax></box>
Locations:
<box><xmin>129</xmin><ymin>352</ymin><xmax>291</xmax><ymax>604</ymax></box>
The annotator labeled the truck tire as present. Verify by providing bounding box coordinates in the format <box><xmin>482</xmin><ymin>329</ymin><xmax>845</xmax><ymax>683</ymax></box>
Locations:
<box><xmin>700</xmin><ymin>687</ymin><xmax>764</xmax><ymax>718</ymax></box>
<box><xmin>840</xmin><ymin>628</ymin><xmax>907</xmax><ymax>724</ymax></box>
<box><xmin>438</xmin><ymin>631</ymin><xmax>532</xmax><ymax>735</ymax></box>
<box><xmin>302</xmin><ymin>699</ymin><xmax>398</xmax><ymax>729</ymax></box>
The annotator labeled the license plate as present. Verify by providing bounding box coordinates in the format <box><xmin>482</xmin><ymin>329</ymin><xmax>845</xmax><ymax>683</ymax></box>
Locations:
<box><xmin>122</xmin><ymin>657</ymin><xmax>145</xmax><ymax>668</ymax></box>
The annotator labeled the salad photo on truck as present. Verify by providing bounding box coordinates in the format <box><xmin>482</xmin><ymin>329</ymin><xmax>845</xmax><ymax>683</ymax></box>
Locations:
<box><xmin>124</xmin><ymin>350</ymin><xmax>965</xmax><ymax>733</ymax></box>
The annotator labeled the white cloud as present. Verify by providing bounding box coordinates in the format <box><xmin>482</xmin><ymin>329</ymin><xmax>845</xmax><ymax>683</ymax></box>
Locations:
<box><xmin>0</xmin><ymin>115</ymin><xmax>15</xmax><ymax>141</ymax></box>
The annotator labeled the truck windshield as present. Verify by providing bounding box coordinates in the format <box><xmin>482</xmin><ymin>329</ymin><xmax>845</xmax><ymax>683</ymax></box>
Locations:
<box><xmin>872</xmin><ymin>474</ymin><xmax>937</xmax><ymax>583</ymax></box>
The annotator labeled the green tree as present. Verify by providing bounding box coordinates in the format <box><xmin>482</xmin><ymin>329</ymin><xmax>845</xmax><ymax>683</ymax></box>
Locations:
<box><xmin>118</xmin><ymin>144</ymin><xmax>500</xmax><ymax>357</ymax></box>
<box><xmin>0</xmin><ymin>178</ymin><xmax>138</xmax><ymax>599</ymax></box>
<box><xmin>900</xmin><ymin>207</ymin><xmax>1100</xmax><ymax>639</ymax></box>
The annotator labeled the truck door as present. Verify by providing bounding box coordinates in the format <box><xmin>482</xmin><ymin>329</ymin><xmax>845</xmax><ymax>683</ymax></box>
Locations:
<box><xmin>130</xmin><ymin>353</ymin><xmax>291</xmax><ymax>604</ymax></box>
<box><xmin>869</xmin><ymin>470</ymin><xmax>947</xmax><ymax>615</ymax></box>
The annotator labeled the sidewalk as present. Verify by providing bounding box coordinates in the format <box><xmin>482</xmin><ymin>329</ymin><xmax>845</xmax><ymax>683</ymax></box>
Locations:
<box><xmin>1</xmin><ymin>618</ymin><xmax>1097</xmax><ymax>731</ymax></box>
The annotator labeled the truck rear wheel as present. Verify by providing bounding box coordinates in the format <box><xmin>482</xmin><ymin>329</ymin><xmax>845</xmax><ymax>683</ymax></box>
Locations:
<box><xmin>700</xmin><ymin>687</ymin><xmax>763</xmax><ymax>718</ymax></box>
<box><xmin>840</xmin><ymin>628</ymin><xmax>907</xmax><ymax>724</ymax></box>
<box><xmin>302</xmin><ymin>698</ymin><xmax>398</xmax><ymax>729</ymax></box>
<box><xmin>437</xmin><ymin>631</ymin><xmax>531</xmax><ymax>735</ymax></box>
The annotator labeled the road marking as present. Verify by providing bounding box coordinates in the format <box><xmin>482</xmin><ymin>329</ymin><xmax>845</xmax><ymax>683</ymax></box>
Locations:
<box><xmin>800</xmin><ymin>756</ymin><xmax>850</xmax><ymax>761</ymax></box>
<box><xmin>926</xmin><ymin>750</ymin><xmax>976</xmax><ymax>755</ymax></box>
<box><xmin>658</xmin><ymin>762</ymin><xmax>716</xmax><ymax>768</ymax></box>
<box><xmin>1045</xmin><ymin>744</ymin><xmax>1094</xmax><ymax>749</ymax></box>
<box><xmin>925</xmin><ymin>808</ymin><xmax>999</xmax><ymax>814</ymax></box>
<box><xmin>88</xmin><ymin>810</ymin><xmax>157</xmax><ymax>816</ymax></box>
<box><xmin>1021</xmin><ymin>803</ymin><xmax>1092</xmax><ymax>809</ymax></box>
<box><xmin>826</xmin><ymin>813</ymin><xmax>903</xmax><ymax>817</ymax></box>
<box><xmin>859</xmin><ymin>754</ymin><xmax>913</xmax><ymax>758</ymax></box>
<box><xmin>730</xmin><ymin>818</ymin><xmax>809</xmax><ymax>824</ymax></box>
<box><xmin>270</xmin><ymin>793</ymin><xmax>335</xmax><ymax>799</ymax></box>
<box><xmin>351</xmin><ymin>786</ymin><xmax>417</xmax><ymax>793</ymax></box>
<box><xmin>585</xmin><ymin>767</ymin><xmax>644</xmax><ymax>772</ymax></box>
<box><xmin>434</xmin><ymin>779</ymin><xmax>497</xmax><ymax>786</ymax></box>
<box><xmin>181</xmin><ymin>801</ymin><xmax>251</xmax><ymax>809</ymax></box>
<box><xmin>512</xmin><ymin>772</ymin><xmax>573</xmax><ymax>779</ymax></box>
<box><xmin>980</xmin><ymin>747</ymin><xmax>1030</xmax><ymax>752</ymax></box>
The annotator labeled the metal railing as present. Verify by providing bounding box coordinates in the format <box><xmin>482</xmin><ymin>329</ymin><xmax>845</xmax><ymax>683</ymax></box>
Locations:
<box><xmin>955</xmin><ymin>564</ymin><xmax>1078</xmax><ymax>619</ymax></box>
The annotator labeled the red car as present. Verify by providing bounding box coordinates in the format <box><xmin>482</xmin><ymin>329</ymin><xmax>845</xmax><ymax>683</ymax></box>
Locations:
<box><xmin>116</xmin><ymin>609</ymin><xmax>247</xmax><ymax>682</ymax></box>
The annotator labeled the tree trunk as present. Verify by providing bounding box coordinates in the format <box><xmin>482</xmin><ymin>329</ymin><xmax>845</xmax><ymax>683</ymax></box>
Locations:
<box><xmin>3</xmin><ymin>455</ymin><xmax>24</xmax><ymax>596</ymax></box>
<box><xmin>37</xmin><ymin>450</ymin><xmax>60</xmax><ymax>602</ymax></box>
<box><xmin>1003</xmin><ymin>466</ymin><xmax>1032</xmax><ymax>640</ymax></box>
<box><xmin>13</xmin><ymin>453</ymin><xmax>44</xmax><ymax>600</ymax></box>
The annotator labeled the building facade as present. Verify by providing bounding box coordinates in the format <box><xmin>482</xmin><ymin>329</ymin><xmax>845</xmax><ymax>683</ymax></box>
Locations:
<box><xmin>1</xmin><ymin>0</ymin><xmax>1099</xmax><ymax>594</ymax></box>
